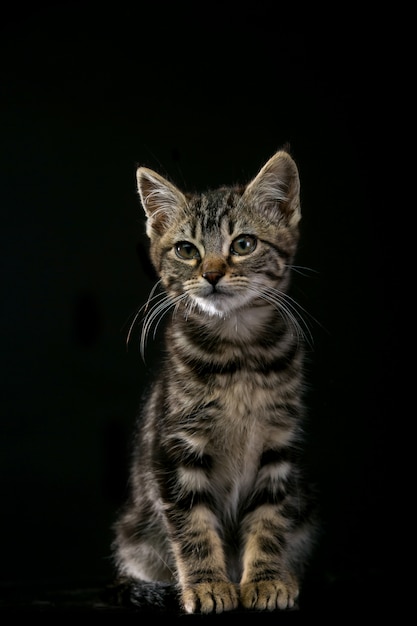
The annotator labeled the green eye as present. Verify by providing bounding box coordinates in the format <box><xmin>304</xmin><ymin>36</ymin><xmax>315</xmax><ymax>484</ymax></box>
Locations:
<box><xmin>175</xmin><ymin>241</ymin><xmax>200</xmax><ymax>260</ymax></box>
<box><xmin>231</xmin><ymin>235</ymin><xmax>257</xmax><ymax>256</ymax></box>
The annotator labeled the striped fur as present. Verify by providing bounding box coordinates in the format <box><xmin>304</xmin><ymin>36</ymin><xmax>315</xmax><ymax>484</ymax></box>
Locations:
<box><xmin>112</xmin><ymin>150</ymin><xmax>318</xmax><ymax>614</ymax></box>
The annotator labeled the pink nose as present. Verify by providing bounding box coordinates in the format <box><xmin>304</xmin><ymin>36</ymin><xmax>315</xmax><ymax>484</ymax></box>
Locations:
<box><xmin>202</xmin><ymin>271</ymin><xmax>223</xmax><ymax>285</ymax></box>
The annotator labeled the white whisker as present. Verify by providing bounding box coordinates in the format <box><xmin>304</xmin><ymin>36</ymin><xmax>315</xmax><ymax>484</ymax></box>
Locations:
<box><xmin>140</xmin><ymin>291</ymin><xmax>188</xmax><ymax>362</ymax></box>
<box><xmin>126</xmin><ymin>280</ymin><xmax>164</xmax><ymax>349</ymax></box>
<box><xmin>287</xmin><ymin>264</ymin><xmax>319</xmax><ymax>277</ymax></box>
<box><xmin>246</xmin><ymin>283</ymin><xmax>315</xmax><ymax>350</ymax></box>
<box><xmin>125</xmin><ymin>308</ymin><xmax>142</xmax><ymax>349</ymax></box>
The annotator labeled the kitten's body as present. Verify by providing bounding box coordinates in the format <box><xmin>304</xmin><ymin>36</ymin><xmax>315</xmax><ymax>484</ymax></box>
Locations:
<box><xmin>112</xmin><ymin>150</ymin><xmax>318</xmax><ymax>614</ymax></box>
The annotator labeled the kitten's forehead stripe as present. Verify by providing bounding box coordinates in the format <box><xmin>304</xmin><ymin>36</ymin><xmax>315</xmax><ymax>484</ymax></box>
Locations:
<box><xmin>191</xmin><ymin>190</ymin><xmax>239</xmax><ymax>235</ymax></box>
<box><xmin>190</xmin><ymin>212</ymin><xmax>197</xmax><ymax>241</ymax></box>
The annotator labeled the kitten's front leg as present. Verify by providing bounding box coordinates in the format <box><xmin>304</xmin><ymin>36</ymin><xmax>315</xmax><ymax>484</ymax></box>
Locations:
<box><xmin>239</xmin><ymin>505</ymin><xmax>300</xmax><ymax>611</ymax></box>
<box><xmin>170</xmin><ymin>506</ymin><xmax>239</xmax><ymax>614</ymax></box>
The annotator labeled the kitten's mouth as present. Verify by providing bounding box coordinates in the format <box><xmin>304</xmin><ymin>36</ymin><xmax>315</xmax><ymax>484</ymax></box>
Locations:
<box><xmin>197</xmin><ymin>283</ymin><xmax>228</xmax><ymax>297</ymax></box>
<box><xmin>205</xmin><ymin>286</ymin><xmax>230</xmax><ymax>299</ymax></box>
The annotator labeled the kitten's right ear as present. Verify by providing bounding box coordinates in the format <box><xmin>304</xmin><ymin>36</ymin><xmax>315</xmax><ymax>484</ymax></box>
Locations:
<box><xmin>136</xmin><ymin>167</ymin><xmax>187</xmax><ymax>237</ymax></box>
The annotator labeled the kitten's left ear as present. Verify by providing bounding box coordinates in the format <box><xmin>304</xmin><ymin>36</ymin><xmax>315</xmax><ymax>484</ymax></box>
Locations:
<box><xmin>243</xmin><ymin>151</ymin><xmax>301</xmax><ymax>228</ymax></box>
<box><xmin>136</xmin><ymin>167</ymin><xmax>187</xmax><ymax>237</ymax></box>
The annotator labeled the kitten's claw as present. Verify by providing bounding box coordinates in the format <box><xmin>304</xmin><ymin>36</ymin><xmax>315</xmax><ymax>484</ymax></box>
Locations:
<box><xmin>182</xmin><ymin>582</ymin><xmax>239</xmax><ymax>614</ymax></box>
<box><xmin>240</xmin><ymin>579</ymin><xmax>299</xmax><ymax>611</ymax></box>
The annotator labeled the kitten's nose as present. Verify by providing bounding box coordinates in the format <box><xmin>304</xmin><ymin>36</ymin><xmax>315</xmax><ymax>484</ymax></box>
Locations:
<box><xmin>202</xmin><ymin>271</ymin><xmax>224</xmax><ymax>286</ymax></box>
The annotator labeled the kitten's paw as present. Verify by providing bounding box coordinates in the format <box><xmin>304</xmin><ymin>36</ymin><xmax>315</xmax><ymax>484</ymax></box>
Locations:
<box><xmin>182</xmin><ymin>582</ymin><xmax>239</xmax><ymax>614</ymax></box>
<box><xmin>240</xmin><ymin>579</ymin><xmax>299</xmax><ymax>611</ymax></box>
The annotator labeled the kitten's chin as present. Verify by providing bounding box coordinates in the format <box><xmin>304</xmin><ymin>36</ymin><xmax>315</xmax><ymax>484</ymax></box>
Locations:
<box><xmin>193</xmin><ymin>293</ymin><xmax>252</xmax><ymax>317</ymax></box>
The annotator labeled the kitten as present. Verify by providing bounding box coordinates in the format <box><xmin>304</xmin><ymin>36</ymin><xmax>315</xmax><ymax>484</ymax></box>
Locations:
<box><xmin>111</xmin><ymin>149</ymin><xmax>318</xmax><ymax>614</ymax></box>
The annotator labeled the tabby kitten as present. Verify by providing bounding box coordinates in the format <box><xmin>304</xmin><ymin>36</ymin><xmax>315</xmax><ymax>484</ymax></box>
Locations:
<box><xmin>112</xmin><ymin>149</ymin><xmax>318</xmax><ymax>614</ymax></box>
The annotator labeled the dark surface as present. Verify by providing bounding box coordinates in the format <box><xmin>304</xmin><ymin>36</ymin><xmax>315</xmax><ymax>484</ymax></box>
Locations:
<box><xmin>0</xmin><ymin>574</ymin><xmax>383</xmax><ymax>620</ymax></box>
<box><xmin>0</xmin><ymin>0</ymin><xmax>403</xmax><ymax>617</ymax></box>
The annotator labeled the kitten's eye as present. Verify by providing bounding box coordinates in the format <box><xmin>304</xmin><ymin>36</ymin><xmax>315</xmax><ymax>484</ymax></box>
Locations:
<box><xmin>231</xmin><ymin>235</ymin><xmax>257</xmax><ymax>256</ymax></box>
<box><xmin>175</xmin><ymin>241</ymin><xmax>201</xmax><ymax>260</ymax></box>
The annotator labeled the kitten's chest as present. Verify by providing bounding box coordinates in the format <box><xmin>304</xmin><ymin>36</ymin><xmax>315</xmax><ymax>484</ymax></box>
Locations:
<box><xmin>215</xmin><ymin>371</ymin><xmax>271</xmax><ymax>420</ymax></box>
<box><xmin>183</xmin><ymin>369</ymin><xmax>281</xmax><ymax>464</ymax></box>
<box><xmin>209</xmin><ymin>421</ymin><xmax>262</xmax><ymax>511</ymax></box>
<box><xmin>204</xmin><ymin>377</ymin><xmax>272</xmax><ymax>496</ymax></box>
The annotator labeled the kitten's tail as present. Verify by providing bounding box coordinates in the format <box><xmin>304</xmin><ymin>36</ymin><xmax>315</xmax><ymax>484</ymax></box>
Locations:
<box><xmin>105</xmin><ymin>578</ymin><xmax>180</xmax><ymax>612</ymax></box>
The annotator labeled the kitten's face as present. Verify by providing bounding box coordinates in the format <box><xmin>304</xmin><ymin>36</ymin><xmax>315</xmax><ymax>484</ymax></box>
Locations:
<box><xmin>155</xmin><ymin>189</ymin><xmax>297</xmax><ymax>317</ymax></box>
<box><xmin>137</xmin><ymin>150</ymin><xmax>301</xmax><ymax>318</ymax></box>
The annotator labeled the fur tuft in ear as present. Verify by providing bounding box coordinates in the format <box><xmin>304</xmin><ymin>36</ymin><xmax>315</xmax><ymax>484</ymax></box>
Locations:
<box><xmin>136</xmin><ymin>167</ymin><xmax>187</xmax><ymax>237</ymax></box>
<box><xmin>243</xmin><ymin>151</ymin><xmax>301</xmax><ymax>228</ymax></box>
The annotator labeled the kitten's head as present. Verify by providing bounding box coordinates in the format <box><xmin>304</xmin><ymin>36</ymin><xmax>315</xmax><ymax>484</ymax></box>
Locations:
<box><xmin>136</xmin><ymin>150</ymin><xmax>301</xmax><ymax>317</ymax></box>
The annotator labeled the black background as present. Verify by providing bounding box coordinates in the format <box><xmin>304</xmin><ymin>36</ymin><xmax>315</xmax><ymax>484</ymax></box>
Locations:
<box><xmin>0</xmin><ymin>0</ymin><xmax>402</xmax><ymax>612</ymax></box>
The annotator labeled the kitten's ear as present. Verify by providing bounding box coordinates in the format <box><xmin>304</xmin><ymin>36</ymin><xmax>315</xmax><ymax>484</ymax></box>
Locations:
<box><xmin>243</xmin><ymin>151</ymin><xmax>301</xmax><ymax>228</ymax></box>
<box><xmin>136</xmin><ymin>167</ymin><xmax>187</xmax><ymax>237</ymax></box>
